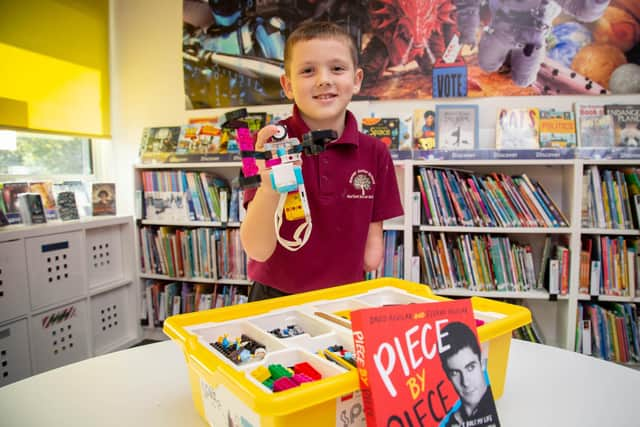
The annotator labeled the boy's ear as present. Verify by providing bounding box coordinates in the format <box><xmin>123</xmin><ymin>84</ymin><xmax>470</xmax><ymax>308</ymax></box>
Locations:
<box><xmin>280</xmin><ymin>74</ymin><xmax>294</xmax><ymax>100</ymax></box>
<box><xmin>352</xmin><ymin>68</ymin><xmax>364</xmax><ymax>95</ymax></box>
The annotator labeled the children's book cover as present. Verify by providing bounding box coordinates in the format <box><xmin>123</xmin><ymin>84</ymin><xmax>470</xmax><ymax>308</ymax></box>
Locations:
<box><xmin>17</xmin><ymin>193</ymin><xmax>47</xmax><ymax>225</ymax></box>
<box><xmin>2</xmin><ymin>182</ymin><xmax>29</xmax><ymax>224</ymax></box>
<box><xmin>413</xmin><ymin>109</ymin><xmax>437</xmax><ymax>150</ymax></box>
<box><xmin>91</xmin><ymin>183</ymin><xmax>116</xmax><ymax>216</ymax></box>
<box><xmin>538</xmin><ymin>109</ymin><xmax>576</xmax><ymax>148</ymax></box>
<box><xmin>361</xmin><ymin>117</ymin><xmax>401</xmax><ymax>150</ymax></box>
<box><xmin>604</xmin><ymin>104</ymin><xmax>640</xmax><ymax>148</ymax></box>
<box><xmin>579</xmin><ymin>115</ymin><xmax>615</xmax><ymax>148</ymax></box>
<box><xmin>351</xmin><ymin>298</ymin><xmax>500</xmax><ymax>427</ymax></box>
<box><xmin>139</xmin><ymin>126</ymin><xmax>181</xmax><ymax>162</ymax></box>
<box><xmin>29</xmin><ymin>181</ymin><xmax>58</xmax><ymax>220</ymax></box>
<box><xmin>176</xmin><ymin>123</ymin><xmax>222</xmax><ymax>155</ymax></box>
<box><xmin>56</xmin><ymin>191</ymin><xmax>80</xmax><ymax>221</ymax></box>
<box><xmin>436</xmin><ymin>105</ymin><xmax>478</xmax><ymax>150</ymax></box>
<box><xmin>53</xmin><ymin>181</ymin><xmax>91</xmax><ymax>217</ymax></box>
<box><xmin>495</xmin><ymin>108</ymin><xmax>540</xmax><ymax>149</ymax></box>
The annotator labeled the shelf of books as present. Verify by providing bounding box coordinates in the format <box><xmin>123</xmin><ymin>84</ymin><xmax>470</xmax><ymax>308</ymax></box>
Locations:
<box><xmin>134</xmin><ymin>101</ymin><xmax>640</xmax><ymax>363</ymax></box>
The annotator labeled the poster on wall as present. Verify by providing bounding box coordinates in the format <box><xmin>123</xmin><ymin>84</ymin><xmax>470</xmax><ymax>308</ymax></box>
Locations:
<box><xmin>183</xmin><ymin>0</ymin><xmax>640</xmax><ymax>109</ymax></box>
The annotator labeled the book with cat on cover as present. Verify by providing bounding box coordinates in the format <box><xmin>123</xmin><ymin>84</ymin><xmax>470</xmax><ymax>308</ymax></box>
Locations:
<box><xmin>495</xmin><ymin>108</ymin><xmax>539</xmax><ymax>149</ymax></box>
<box><xmin>351</xmin><ymin>298</ymin><xmax>500</xmax><ymax>427</ymax></box>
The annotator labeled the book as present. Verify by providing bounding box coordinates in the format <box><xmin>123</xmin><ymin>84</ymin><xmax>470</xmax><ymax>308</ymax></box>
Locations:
<box><xmin>436</xmin><ymin>105</ymin><xmax>479</xmax><ymax>150</ymax></box>
<box><xmin>495</xmin><ymin>108</ymin><xmax>540</xmax><ymax>149</ymax></box>
<box><xmin>413</xmin><ymin>109</ymin><xmax>437</xmax><ymax>150</ymax></box>
<box><xmin>604</xmin><ymin>104</ymin><xmax>640</xmax><ymax>147</ymax></box>
<box><xmin>578</xmin><ymin>115</ymin><xmax>615</xmax><ymax>148</ymax></box>
<box><xmin>351</xmin><ymin>298</ymin><xmax>500</xmax><ymax>427</ymax></box>
<box><xmin>139</xmin><ymin>126</ymin><xmax>181</xmax><ymax>162</ymax></box>
<box><xmin>29</xmin><ymin>181</ymin><xmax>58</xmax><ymax>220</ymax></box>
<box><xmin>56</xmin><ymin>191</ymin><xmax>80</xmax><ymax>221</ymax></box>
<box><xmin>17</xmin><ymin>193</ymin><xmax>47</xmax><ymax>225</ymax></box>
<box><xmin>361</xmin><ymin>117</ymin><xmax>401</xmax><ymax>150</ymax></box>
<box><xmin>2</xmin><ymin>182</ymin><xmax>29</xmax><ymax>224</ymax></box>
<box><xmin>53</xmin><ymin>181</ymin><xmax>91</xmax><ymax>217</ymax></box>
<box><xmin>538</xmin><ymin>109</ymin><xmax>576</xmax><ymax>148</ymax></box>
<box><xmin>176</xmin><ymin>123</ymin><xmax>222</xmax><ymax>155</ymax></box>
<box><xmin>91</xmin><ymin>182</ymin><xmax>116</xmax><ymax>216</ymax></box>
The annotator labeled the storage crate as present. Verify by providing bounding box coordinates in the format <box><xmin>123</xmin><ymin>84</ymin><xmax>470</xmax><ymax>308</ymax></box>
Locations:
<box><xmin>164</xmin><ymin>278</ymin><xmax>531</xmax><ymax>427</ymax></box>
<box><xmin>0</xmin><ymin>240</ymin><xmax>29</xmax><ymax>323</ymax></box>
<box><xmin>86</xmin><ymin>225</ymin><xmax>124</xmax><ymax>290</ymax></box>
<box><xmin>0</xmin><ymin>319</ymin><xmax>31</xmax><ymax>387</ymax></box>
<box><xmin>90</xmin><ymin>285</ymin><xmax>135</xmax><ymax>354</ymax></box>
<box><xmin>25</xmin><ymin>231</ymin><xmax>85</xmax><ymax>310</ymax></box>
<box><xmin>30</xmin><ymin>300</ymin><xmax>89</xmax><ymax>374</ymax></box>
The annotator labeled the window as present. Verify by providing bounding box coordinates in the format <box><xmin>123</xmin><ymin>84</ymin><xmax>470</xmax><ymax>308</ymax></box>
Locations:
<box><xmin>0</xmin><ymin>130</ymin><xmax>94</xmax><ymax>180</ymax></box>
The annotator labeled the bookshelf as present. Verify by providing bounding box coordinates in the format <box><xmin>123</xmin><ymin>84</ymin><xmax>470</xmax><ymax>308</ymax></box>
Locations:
<box><xmin>133</xmin><ymin>150</ymin><xmax>639</xmax><ymax>361</ymax></box>
<box><xmin>0</xmin><ymin>216</ymin><xmax>141</xmax><ymax>386</ymax></box>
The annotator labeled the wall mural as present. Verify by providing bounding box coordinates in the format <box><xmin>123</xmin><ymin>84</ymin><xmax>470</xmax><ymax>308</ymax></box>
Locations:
<box><xmin>182</xmin><ymin>0</ymin><xmax>640</xmax><ymax>109</ymax></box>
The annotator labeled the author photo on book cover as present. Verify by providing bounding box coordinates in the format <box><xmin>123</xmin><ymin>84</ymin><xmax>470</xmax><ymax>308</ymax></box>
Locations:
<box><xmin>440</xmin><ymin>322</ymin><xmax>500</xmax><ymax>427</ymax></box>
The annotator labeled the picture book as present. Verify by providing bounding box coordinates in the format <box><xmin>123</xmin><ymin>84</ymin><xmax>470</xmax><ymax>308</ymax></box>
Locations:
<box><xmin>2</xmin><ymin>182</ymin><xmax>29</xmax><ymax>224</ymax></box>
<box><xmin>17</xmin><ymin>193</ymin><xmax>47</xmax><ymax>225</ymax></box>
<box><xmin>29</xmin><ymin>181</ymin><xmax>58</xmax><ymax>220</ymax></box>
<box><xmin>399</xmin><ymin>113</ymin><xmax>413</xmax><ymax>150</ymax></box>
<box><xmin>604</xmin><ymin>104</ymin><xmax>640</xmax><ymax>147</ymax></box>
<box><xmin>176</xmin><ymin>123</ymin><xmax>222</xmax><ymax>155</ymax></box>
<box><xmin>436</xmin><ymin>105</ymin><xmax>478</xmax><ymax>150</ymax></box>
<box><xmin>538</xmin><ymin>109</ymin><xmax>576</xmax><ymax>148</ymax></box>
<box><xmin>139</xmin><ymin>126</ymin><xmax>181</xmax><ymax>162</ymax></box>
<box><xmin>413</xmin><ymin>109</ymin><xmax>437</xmax><ymax>150</ymax></box>
<box><xmin>91</xmin><ymin>182</ymin><xmax>116</xmax><ymax>216</ymax></box>
<box><xmin>578</xmin><ymin>115</ymin><xmax>615</xmax><ymax>148</ymax></box>
<box><xmin>56</xmin><ymin>191</ymin><xmax>80</xmax><ymax>221</ymax></box>
<box><xmin>495</xmin><ymin>108</ymin><xmax>539</xmax><ymax>149</ymax></box>
<box><xmin>351</xmin><ymin>298</ymin><xmax>500</xmax><ymax>427</ymax></box>
<box><xmin>53</xmin><ymin>181</ymin><xmax>91</xmax><ymax>217</ymax></box>
<box><xmin>361</xmin><ymin>117</ymin><xmax>401</xmax><ymax>150</ymax></box>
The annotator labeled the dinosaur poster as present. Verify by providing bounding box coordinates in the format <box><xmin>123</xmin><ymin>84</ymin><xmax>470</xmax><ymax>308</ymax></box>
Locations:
<box><xmin>182</xmin><ymin>0</ymin><xmax>640</xmax><ymax>109</ymax></box>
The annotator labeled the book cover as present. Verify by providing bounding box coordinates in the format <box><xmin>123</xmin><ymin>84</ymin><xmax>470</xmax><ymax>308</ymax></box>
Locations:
<box><xmin>53</xmin><ymin>181</ymin><xmax>91</xmax><ymax>217</ymax></box>
<box><xmin>92</xmin><ymin>183</ymin><xmax>116</xmax><ymax>216</ymax></box>
<box><xmin>56</xmin><ymin>191</ymin><xmax>80</xmax><ymax>221</ymax></box>
<box><xmin>538</xmin><ymin>109</ymin><xmax>576</xmax><ymax>148</ymax></box>
<box><xmin>351</xmin><ymin>298</ymin><xmax>500</xmax><ymax>427</ymax></box>
<box><xmin>2</xmin><ymin>182</ymin><xmax>29</xmax><ymax>224</ymax></box>
<box><xmin>413</xmin><ymin>109</ymin><xmax>437</xmax><ymax>150</ymax></box>
<box><xmin>495</xmin><ymin>108</ymin><xmax>540</xmax><ymax>149</ymax></box>
<box><xmin>604</xmin><ymin>104</ymin><xmax>640</xmax><ymax>147</ymax></box>
<box><xmin>29</xmin><ymin>181</ymin><xmax>58</xmax><ymax>220</ymax></box>
<box><xmin>17</xmin><ymin>193</ymin><xmax>47</xmax><ymax>225</ymax></box>
<box><xmin>361</xmin><ymin>117</ymin><xmax>401</xmax><ymax>150</ymax></box>
<box><xmin>139</xmin><ymin>126</ymin><xmax>181</xmax><ymax>162</ymax></box>
<box><xmin>176</xmin><ymin>123</ymin><xmax>222</xmax><ymax>155</ymax></box>
<box><xmin>578</xmin><ymin>115</ymin><xmax>615</xmax><ymax>148</ymax></box>
<box><xmin>436</xmin><ymin>105</ymin><xmax>479</xmax><ymax>150</ymax></box>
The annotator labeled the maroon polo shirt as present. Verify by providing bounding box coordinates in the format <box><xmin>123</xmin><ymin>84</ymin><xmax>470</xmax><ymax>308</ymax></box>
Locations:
<box><xmin>243</xmin><ymin>106</ymin><xmax>403</xmax><ymax>293</ymax></box>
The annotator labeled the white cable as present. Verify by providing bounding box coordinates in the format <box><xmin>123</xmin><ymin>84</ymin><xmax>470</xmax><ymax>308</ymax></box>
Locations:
<box><xmin>274</xmin><ymin>193</ymin><xmax>312</xmax><ymax>251</ymax></box>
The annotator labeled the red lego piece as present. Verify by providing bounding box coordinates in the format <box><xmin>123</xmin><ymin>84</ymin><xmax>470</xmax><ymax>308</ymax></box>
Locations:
<box><xmin>293</xmin><ymin>362</ymin><xmax>322</xmax><ymax>381</ymax></box>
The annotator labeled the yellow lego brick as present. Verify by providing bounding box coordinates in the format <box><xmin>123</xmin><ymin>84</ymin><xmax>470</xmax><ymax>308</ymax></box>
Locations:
<box><xmin>284</xmin><ymin>192</ymin><xmax>305</xmax><ymax>221</ymax></box>
<box><xmin>250</xmin><ymin>365</ymin><xmax>271</xmax><ymax>383</ymax></box>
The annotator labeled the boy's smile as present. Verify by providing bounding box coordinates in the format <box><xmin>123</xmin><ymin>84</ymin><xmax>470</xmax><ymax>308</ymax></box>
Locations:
<box><xmin>280</xmin><ymin>37</ymin><xmax>363</xmax><ymax>135</ymax></box>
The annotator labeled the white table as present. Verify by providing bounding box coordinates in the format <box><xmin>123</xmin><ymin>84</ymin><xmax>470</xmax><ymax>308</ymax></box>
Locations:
<box><xmin>1</xmin><ymin>339</ymin><xmax>639</xmax><ymax>426</ymax></box>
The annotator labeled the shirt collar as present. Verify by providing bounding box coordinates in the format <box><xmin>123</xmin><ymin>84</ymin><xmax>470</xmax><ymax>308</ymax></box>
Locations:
<box><xmin>289</xmin><ymin>104</ymin><xmax>359</xmax><ymax>147</ymax></box>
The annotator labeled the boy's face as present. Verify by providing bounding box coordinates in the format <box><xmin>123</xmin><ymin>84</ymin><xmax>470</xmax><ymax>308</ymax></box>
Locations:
<box><xmin>280</xmin><ymin>37</ymin><xmax>363</xmax><ymax>131</ymax></box>
<box><xmin>445</xmin><ymin>347</ymin><xmax>487</xmax><ymax>412</ymax></box>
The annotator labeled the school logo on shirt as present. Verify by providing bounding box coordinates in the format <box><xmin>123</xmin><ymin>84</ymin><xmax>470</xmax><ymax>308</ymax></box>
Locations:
<box><xmin>347</xmin><ymin>169</ymin><xmax>375</xmax><ymax>199</ymax></box>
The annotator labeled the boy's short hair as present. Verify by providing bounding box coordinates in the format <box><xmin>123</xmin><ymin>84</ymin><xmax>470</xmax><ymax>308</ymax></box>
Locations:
<box><xmin>284</xmin><ymin>21</ymin><xmax>358</xmax><ymax>75</ymax></box>
<box><xmin>439</xmin><ymin>322</ymin><xmax>482</xmax><ymax>375</ymax></box>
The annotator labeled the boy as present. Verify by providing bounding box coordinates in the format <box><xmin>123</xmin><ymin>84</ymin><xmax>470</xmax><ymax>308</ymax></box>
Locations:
<box><xmin>240</xmin><ymin>21</ymin><xmax>403</xmax><ymax>301</ymax></box>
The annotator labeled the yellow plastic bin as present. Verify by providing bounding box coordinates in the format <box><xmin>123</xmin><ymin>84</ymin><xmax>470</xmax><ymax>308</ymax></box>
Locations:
<box><xmin>163</xmin><ymin>278</ymin><xmax>531</xmax><ymax>427</ymax></box>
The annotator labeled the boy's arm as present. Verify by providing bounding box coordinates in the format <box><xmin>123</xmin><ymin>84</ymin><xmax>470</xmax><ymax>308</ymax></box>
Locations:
<box><xmin>239</xmin><ymin>125</ymin><xmax>281</xmax><ymax>262</ymax></box>
<box><xmin>363</xmin><ymin>221</ymin><xmax>384</xmax><ymax>272</ymax></box>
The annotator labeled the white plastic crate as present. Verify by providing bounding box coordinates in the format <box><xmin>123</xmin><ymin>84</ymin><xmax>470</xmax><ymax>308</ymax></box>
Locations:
<box><xmin>0</xmin><ymin>319</ymin><xmax>31</xmax><ymax>387</ymax></box>
<box><xmin>30</xmin><ymin>300</ymin><xmax>89</xmax><ymax>374</ymax></box>
<box><xmin>86</xmin><ymin>225</ymin><xmax>125</xmax><ymax>290</ymax></box>
<box><xmin>90</xmin><ymin>285</ymin><xmax>136</xmax><ymax>354</ymax></box>
<box><xmin>0</xmin><ymin>240</ymin><xmax>29</xmax><ymax>323</ymax></box>
<box><xmin>25</xmin><ymin>231</ymin><xmax>86</xmax><ymax>310</ymax></box>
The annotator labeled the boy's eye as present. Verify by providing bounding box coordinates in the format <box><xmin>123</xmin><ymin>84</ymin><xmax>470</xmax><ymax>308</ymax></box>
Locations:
<box><xmin>333</xmin><ymin>65</ymin><xmax>346</xmax><ymax>72</ymax></box>
<box><xmin>300</xmin><ymin>68</ymin><xmax>313</xmax><ymax>75</ymax></box>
